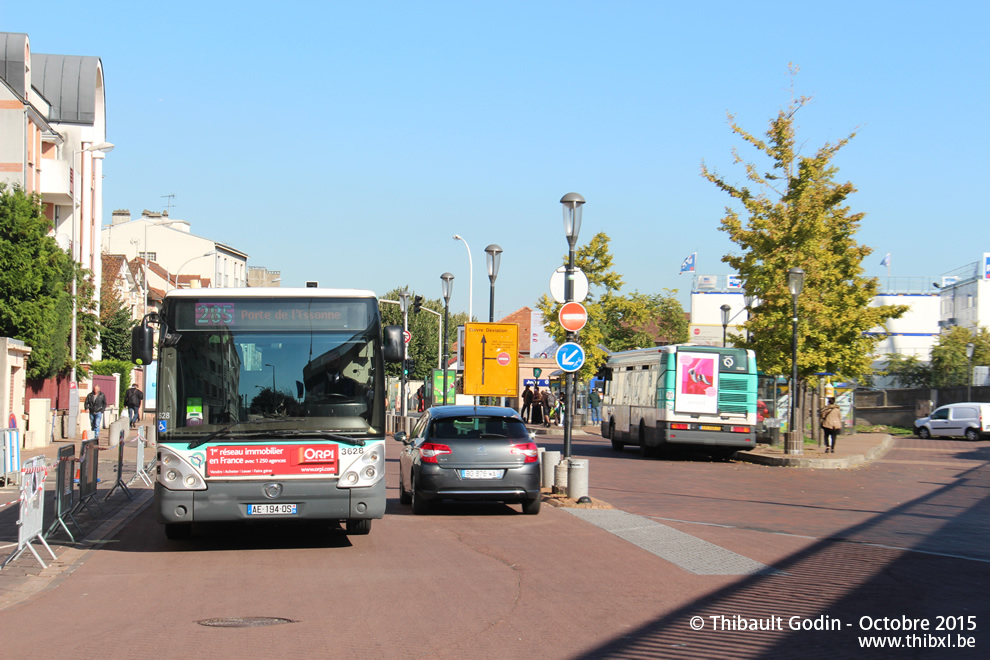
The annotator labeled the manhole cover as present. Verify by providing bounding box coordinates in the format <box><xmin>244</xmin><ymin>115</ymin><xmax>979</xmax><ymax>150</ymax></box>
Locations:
<box><xmin>197</xmin><ymin>617</ymin><xmax>297</xmax><ymax>628</ymax></box>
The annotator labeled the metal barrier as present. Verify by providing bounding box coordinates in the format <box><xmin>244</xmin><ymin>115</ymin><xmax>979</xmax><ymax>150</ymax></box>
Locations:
<box><xmin>1</xmin><ymin>428</ymin><xmax>20</xmax><ymax>487</ymax></box>
<box><xmin>104</xmin><ymin>424</ymin><xmax>133</xmax><ymax>501</ymax></box>
<box><xmin>1</xmin><ymin>456</ymin><xmax>57</xmax><ymax>570</ymax></box>
<box><xmin>46</xmin><ymin>444</ymin><xmax>82</xmax><ymax>542</ymax></box>
<box><xmin>132</xmin><ymin>425</ymin><xmax>154</xmax><ymax>487</ymax></box>
<box><xmin>73</xmin><ymin>438</ymin><xmax>104</xmax><ymax>517</ymax></box>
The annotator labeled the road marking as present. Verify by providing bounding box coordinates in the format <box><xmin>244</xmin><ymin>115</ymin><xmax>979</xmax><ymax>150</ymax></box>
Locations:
<box><xmin>564</xmin><ymin>508</ymin><xmax>777</xmax><ymax>576</ymax></box>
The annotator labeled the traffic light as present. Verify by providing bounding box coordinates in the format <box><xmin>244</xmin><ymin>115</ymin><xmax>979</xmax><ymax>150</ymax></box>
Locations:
<box><xmin>413</xmin><ymin>295</ymin><xmax>423</xmax><ymax>314</ymax></box>
<box><xmin>403</xmin><ymin>358</ymin><xmax>416</xmax><ymax>377</ymax></box>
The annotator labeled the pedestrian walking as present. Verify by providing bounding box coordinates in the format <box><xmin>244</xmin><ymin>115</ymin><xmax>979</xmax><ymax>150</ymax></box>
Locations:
<box><xmin>125</xmin><ymin>383</ymin><xmax>144</xmax><ymax>429</ymax></box>
<box><xmin>820</xmin><ymin>397</ymin><xmax>842</xmax><ymax>453</ymax></box>
<box><xmin>589</xmin><ymin>388</ymin><xmax>601</xmax><ymax>424</ymax></box>
<box><xmin>85</xmin><ymin>383</ymin><xmax>107</xmax><ymax>438</ymax></box>
<box><xmin>521</xmin><ymin>384</ymin><xmax>533</xmax><ymax>423</ymax></box>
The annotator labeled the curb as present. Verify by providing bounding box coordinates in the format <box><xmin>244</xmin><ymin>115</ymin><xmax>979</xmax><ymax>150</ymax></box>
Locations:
<box><xmin>733</xmin><ymin>435</ymin><xmax>894</xmax><ymax>469</ymax></box>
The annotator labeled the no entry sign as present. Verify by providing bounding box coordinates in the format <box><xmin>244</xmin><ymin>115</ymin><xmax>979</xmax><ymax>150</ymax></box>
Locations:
<box><xmin>558</xmin><ymin>302</ymin><xmax>588</xmax><ymax>332</ymax></box>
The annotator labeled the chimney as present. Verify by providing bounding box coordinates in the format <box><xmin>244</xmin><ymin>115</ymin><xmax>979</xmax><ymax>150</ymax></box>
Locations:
<box><xmin>111</xmin><ymin>209</ymin><xmax>131</xmax><ymax>225</ymax></box>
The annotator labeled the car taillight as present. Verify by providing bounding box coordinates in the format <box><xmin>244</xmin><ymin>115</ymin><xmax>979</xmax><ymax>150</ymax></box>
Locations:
<box><xmin>420</xmin><ymin>442</ymin><xmax>452</xmax><ymax>463</ymax></box>
<box><xmin>730</xmin><ymin>426</ymin><xmax>750</xmax><ymax>433</ymax></box>
<box><xmin>510</xmin><ymin>442</ymin><xmax>539</xmax><ymax>463</ymax></box>
<box><xmin>671</xmin><ymin>423</ymin><xmax>689</xmax><ymax>430</ymax></box>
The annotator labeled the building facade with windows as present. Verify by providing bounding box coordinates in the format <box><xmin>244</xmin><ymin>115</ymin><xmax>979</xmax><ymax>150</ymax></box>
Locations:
<box><xmin>101</xmin><ymin>209</ymin><xmax>249</xmax><ymax>300</ymax></box>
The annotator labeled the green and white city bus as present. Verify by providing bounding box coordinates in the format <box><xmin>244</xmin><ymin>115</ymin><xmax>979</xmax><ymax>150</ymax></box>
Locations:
<box><xmin>600</xmin><ymin>344</ymin><xmax>758</xmax><ymax>458</ymax></box>
<box><xmin>132</xmin><ymin>288</ymin><xmax>403</xmax><ymax>539</ymax></box>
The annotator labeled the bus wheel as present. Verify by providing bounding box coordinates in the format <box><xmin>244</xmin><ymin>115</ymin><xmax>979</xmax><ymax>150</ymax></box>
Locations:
<box><xmin>164</xmin><ymin>523</ymin><xmax>191</xmax><ymax>540</ymax></box>
<box><xmin>639</xmin><ymin>423</ymin><xmax>655</xmax><ymax>459</ymax></box>
<box><xmin>609</xmin><ymin>421</ymin><xmax>623</xmax><ymax>451</ymax></box>
<box><xmin>346</xmin><ymin>518</ymin><xmax>372</xmax><ymax>535</ymax></box>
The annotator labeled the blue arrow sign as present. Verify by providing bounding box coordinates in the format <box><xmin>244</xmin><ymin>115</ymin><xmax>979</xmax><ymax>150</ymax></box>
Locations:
<box><xmin>555</xmin><ymin>342</ymin><xmax>586</xmax><ymax>373</ymax></box>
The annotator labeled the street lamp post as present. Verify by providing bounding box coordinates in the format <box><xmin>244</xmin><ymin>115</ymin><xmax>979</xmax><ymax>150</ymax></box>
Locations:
<box><xmin>484</xmin><ymin>244</ymin><xmax>503</xmax><ymax>323</ymax></box>
<box><xmin>787</xmin><ymin>267</ymin><xmax>805</xmax><ymax>455</ymax></box>
<box><xmin>720</xmin><ymin>304</ymin><xmax>731</xmax><ymax>346</ymax></box>
<box><xmin>441</xmin><ymin>273</ymin><xmax>454</xmax><ymax>405</ymax></box>
<box><xmin>743</xmin><ymin>295</ymin><xmax>754</xmax><ymax>343</ymax></box>
<box><xmin>452</xmin><ymin>235</ymin><xmax>473</xmax><ymax>322</ymax></box>
<box><xmin>169</xmin><ymin>251</ymin><xmax>216</xmax><ymax>290</ymax></box>
<box><xmin>966</xmin><ymin>342</ymin><xmax>975</xmax><ymax>400</ymax></box>
<box><xmin>485</xmin><ymin>244</ymin><xmax>504</xmax><ymax>407</ymax></box>
<box><xmin>560</xmin><ymin>192</ymin><xmax>585</xmax><ymax>459</ymax></box>
<box><xmin>68</xmin><ymin>141</ymin><xmax>113</xmax><ymax>439</ymax></box>
<box><xmin>399</xmin><ymin>290</ymin><xmax>410</xmax><ymax>419</ymax></box>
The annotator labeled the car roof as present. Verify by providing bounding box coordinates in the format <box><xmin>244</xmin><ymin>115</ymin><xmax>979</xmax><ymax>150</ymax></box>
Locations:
<box><xmin>425</xmin><ymin>405</ymin><xmax>522</xmax><ymax>420</ymax></box>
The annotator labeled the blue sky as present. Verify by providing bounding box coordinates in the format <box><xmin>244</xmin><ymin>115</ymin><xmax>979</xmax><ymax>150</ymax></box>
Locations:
<box><xmin>8</xmin><ymin>1</ymin><xmax>989</xmax><ymax>319</ymax></box>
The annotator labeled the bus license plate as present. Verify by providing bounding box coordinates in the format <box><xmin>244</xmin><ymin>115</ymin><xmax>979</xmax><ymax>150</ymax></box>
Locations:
<box><xmin>700</xmin><ymin>425</ymin><xmax>722</xmax><ymax>431</ymax></box>
<box><xmin>247</xmin><ymin>503</ymin><xmax>298</xmax><ymax>515</ymax></box>
<box><xmin>461</xmin><ymin>470</ymin><xmax>504</xmax><ymax>479</ymax></box>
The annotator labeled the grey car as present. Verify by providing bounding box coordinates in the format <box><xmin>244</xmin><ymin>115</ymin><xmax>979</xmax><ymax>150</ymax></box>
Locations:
<box><xmin>395</xmin><ymin>406</ymin><xmax>541</xmax><ymax>515</ymax></box>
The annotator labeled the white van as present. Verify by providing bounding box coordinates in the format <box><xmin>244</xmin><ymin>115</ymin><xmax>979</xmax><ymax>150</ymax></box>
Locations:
<box><xmin>914</xmin><ymin>403</ymin><xmax>990</xmax><ymax>441</ymax></box>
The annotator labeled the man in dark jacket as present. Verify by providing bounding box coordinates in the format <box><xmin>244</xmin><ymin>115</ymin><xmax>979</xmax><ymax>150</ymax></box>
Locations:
<box><xmin>125</xmin><ymin>383</ymin><xmax>144</xmax><ymax>429</ymax></box>
<box><xmin>84</xmin><ymin>384</ymin><xmax>107</xmax><ymax>438</ymax></box>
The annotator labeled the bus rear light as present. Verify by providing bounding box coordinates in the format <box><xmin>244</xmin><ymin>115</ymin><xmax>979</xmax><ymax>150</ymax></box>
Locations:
<box><xmin>510</xmin><ymin>442</ymin><xmax>539</xmax><ymax>463</ymax></box>
<box><xmin>730</xmin><ymin>426</ymin><xmax>750</xmax><ymax>433</ymax></box>
<box><xmin>671</xmin><ymin>423</ymin><xmax>689</xmax><ymax>430</ymax></box>
<box><xmin>420</xmin><ymin>443</ymin><xmax>452</xmax><ymax>463</ymax></box>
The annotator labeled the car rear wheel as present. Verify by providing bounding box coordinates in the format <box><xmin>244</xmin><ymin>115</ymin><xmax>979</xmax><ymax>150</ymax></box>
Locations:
<box><xmin>345</xmin><ymin>518</ymin><xmax>371</xmax><ymax>535</ymax></box>
<box><xmin>521</xmin><ymin>496</ymin><xmax>541</xmax><ymax>515</ymax></box>
<box><xmin>411</xmin><ymin>477</ymin><xmax>431</xmax><ymax>515</ymax></box>
<box><xmin>916</xmin><ymin>426</ymin><xmax>931</xmax><ymax>439</ymax></box>
<box><xmin>965</xmin><ymin>428</ymin><xmax>980</xmax><ymax>442</ymax></box>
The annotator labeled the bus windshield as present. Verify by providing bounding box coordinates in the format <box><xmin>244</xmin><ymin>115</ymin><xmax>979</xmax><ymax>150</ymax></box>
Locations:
<box><xmin>156</xmin><ymin>297</ymin><xmax>384</xmax><ymax>441</ymax></box>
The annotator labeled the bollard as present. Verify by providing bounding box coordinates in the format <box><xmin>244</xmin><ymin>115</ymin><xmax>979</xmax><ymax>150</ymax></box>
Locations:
<box><xmin>541</xmin><ymin>451</ymin><xmax>560</xmax><ymax>489</ymax></box>
<box><xmin>567</xmin><ymin>458</ymin><xmax>589</xmax><ymax>500</ymax></box>
<box><xmin>554</xmin><ymin>460</ymin><xmax>568</xmax><ymax>495</ymax></box>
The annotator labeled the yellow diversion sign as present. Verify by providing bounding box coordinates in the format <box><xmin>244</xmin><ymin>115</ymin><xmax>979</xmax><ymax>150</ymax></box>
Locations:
<box><xmin>463</xmin><ymin>323</ymin><xmax>519</xmax><ymax>397</ymax></box>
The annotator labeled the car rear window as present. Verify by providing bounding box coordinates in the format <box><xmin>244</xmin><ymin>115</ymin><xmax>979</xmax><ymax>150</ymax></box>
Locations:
<box><xmin>430</xmin><ymin>416</ymin><xmax>528</xmax><ymax>440</ymax></box>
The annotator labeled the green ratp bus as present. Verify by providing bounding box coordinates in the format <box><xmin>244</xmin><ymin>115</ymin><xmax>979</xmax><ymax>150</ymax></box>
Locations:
<box><xmin>600</xmin><ymin>344</ymin><xmax>758</xmax><ymax>459</ymax></box>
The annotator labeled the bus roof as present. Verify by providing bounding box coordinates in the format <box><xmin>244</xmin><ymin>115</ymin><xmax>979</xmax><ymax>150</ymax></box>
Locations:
<box><xmin>163</xmin><ymin>287</ymin><xmax>380</xmax><ymax>300</ymax></box>
<box><xmin>606</xmin><ymin>344</ymin><xmax>752</xmax><ymax>365</ymax></box>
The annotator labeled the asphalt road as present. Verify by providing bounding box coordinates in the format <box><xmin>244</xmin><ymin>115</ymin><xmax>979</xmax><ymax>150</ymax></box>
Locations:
<box><xmin>1</xmin><ymin>433</ymin><xmax>986</xmax><ymax>659</ymax></box>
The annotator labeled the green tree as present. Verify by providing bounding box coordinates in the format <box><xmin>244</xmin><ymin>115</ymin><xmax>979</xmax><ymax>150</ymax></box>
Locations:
<box><xmin>877</xmin><ymin>353</ymin><xmax>932</xmax><ymax>388</ymax></box>
<box><xmin>535</xmin><ymin>232</ymin><xmax>689</xmax><ymax>380</ymax></box>
<box><xmin>100</xmin><ymin>259</ymin><xmax>137</xmax><ymax>360</ymax></box>
<box><xmin>378</xmin><ymin>287</ymin><xmax>468</xmax><ymax>380</ymax></box>
<box><xmin>930</xmin><ymin>326</ymin><xmax>990</xmax><ymax>388</ymax></box>
<box><xmin>700</xmin><ymin>68</ymin><xmax>906</xmax><ymax>381</ymax></box>
<box><xmin>0</xmin><ymin>184</ymin><xmax>98</xmax><ymax>379</ymax></box>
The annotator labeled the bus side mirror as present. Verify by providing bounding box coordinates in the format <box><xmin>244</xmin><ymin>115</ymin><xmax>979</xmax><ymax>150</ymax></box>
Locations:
<box><xmin>132</xmin><ymin>323</ymin><xmax>155</xmax><ymax>365</ymax></box>
<box><xmin>383</xmin><ymin>325</ymin><xmax>403</xmax><ymax>362</ymax></box>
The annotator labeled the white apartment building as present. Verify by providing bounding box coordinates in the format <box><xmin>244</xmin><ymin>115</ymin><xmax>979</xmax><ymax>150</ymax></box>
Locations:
<box><xmin>101</xmin><ymin>209</ymin><xmax>249</xmax><ymax>295</ymax></box>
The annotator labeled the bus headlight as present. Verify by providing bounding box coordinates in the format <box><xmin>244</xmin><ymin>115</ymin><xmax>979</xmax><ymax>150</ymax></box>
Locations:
<box><xmin>157</xmin><ymin>446</ymin><xmax>207</xmax><ymax>491</ymax></box>
<box><xmin>339</xmin><ymin>443</ymin><xmax>384</xmax><ymax>488</ymax></box>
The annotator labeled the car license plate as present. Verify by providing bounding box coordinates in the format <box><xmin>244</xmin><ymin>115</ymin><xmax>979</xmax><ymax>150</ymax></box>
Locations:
<box><xmin>700</xmin><ymin>425</ymin><xmax>722</xmax><ymax>431</ymax></box>
<box><xmin>247</xmin><ymin>503</ymin><xmax>298</xmax><ymax>515</ymax></box>
<box><xmin>461</xmin><ymin>469</ymin><xmax>504</xmax><ymax>479</ymax></box>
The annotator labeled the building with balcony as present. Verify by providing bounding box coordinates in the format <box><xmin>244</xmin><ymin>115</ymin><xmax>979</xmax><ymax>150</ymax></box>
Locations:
<box><xmin>1</xmin><ymin>32</ymin><xmax>111</xmax><ymax>365</ymax></box>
